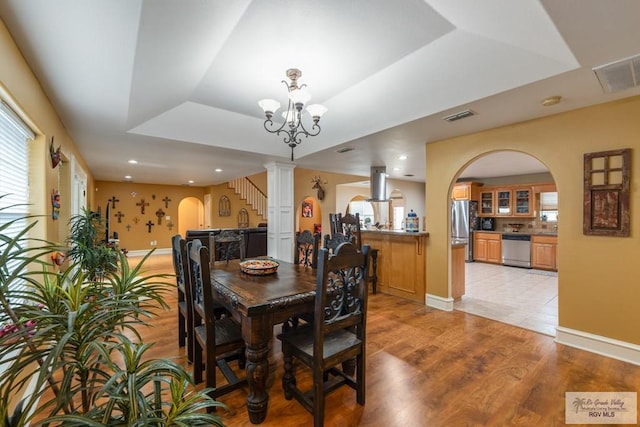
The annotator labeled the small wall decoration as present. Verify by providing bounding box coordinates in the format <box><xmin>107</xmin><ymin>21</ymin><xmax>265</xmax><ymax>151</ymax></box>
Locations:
<box><xmin>151</xmin><ymin>194</ymin><xmax>156</xmax><ymax>200</ymax></box>
<box><xmin>51</xmin><ymin>251</ymin><xmax>65</xmax><ymax>266</ymax></box>
<box><xmin>219</xmin><ymin>195</ymin><xmax>231</xmax><ymax>216</ymax></box>
<box><xmin>136</xmin><ymin>198</ymin><xmax>149</xmax><ymax>214</ymax></box>
<box><xmin>162</xmin><ymin>196</ymin><xmax>172</xmax><ymax>208</ymax></box>
<box><xmin>133</xmin><ymin>217</ymin><xmax>140</xmax><ymax>224</ymax></box>
<box><xmin>311</xmin><ymin>175</ymin><xmax>326</xmax><ymax>201</ymax></box>
<box><xmin>583</xmin><ymin>148</ymin><xmax>630</xmax><ymax>237</ymax></box>
<box><xmin>108</xmin><ymin>196</ymin><xmax>119</xmax><ymax>209</ymax></box>
<box><xmin>130</xmin><ymin>191</ymin><xmax>137</xmax><ymax>198</ymax></box>
<box><xmin>238</xmin><ymin>208</ymin><xmax>249</xmax><ymax>228</ymax></box>
<box><xmin>51</xmin><ymin>189</ymin><xmax>61</xmax><ymax>220</ymax></box>
<box><xmin>49</xmin><ymin>137</ymin><xmax>62</xmax><ymax>168</ymax></box>
<box><xmin>115</xmin><ymin>211</ymin><xmax>125</xmax><ymax>223</ymax></box>
<box><xmin>126</xmin><ymin>224</ymin><xmax>132</xmax><ymax>231</ymax></box>
<box><xmin>167</xmin><ymin>222</ymin><xmax>174</xmax><ymax>231</ymax></box>
<box><xmin>145</xmin><ymin>220</ymin><xmax>154</xmax><ymax>233</ymax></box>
<box><xmin>155</xmin><ymin>208</ymin><xmax>165</xmax><ymax>225</ymax></box>
<box><xmin>302</xmin><ymin>201</ymin><xmax>313</xmax><ymax>218</ymax></box>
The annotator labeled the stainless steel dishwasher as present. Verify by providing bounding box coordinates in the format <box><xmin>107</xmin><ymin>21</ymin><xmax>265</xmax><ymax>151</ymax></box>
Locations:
<box><xmin>501</xmin><ymin>234</ymin><xmax>531</xmax><ymax>268</ymax></box>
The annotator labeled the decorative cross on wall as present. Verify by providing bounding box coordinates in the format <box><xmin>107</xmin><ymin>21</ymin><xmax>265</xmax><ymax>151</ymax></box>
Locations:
<box><xmin>162</xmin><ymin>196</ymin><xmax>172</xmax><ymax>208</ymax></box>
<box><xmin>145</xmin><ymin>220</ymin><xmax>154</xmax><ymax>233</ymax></box>
<box><xmin>126</xmin><ymin>224</ymin><xmax>131</xmax><ymax>232</ymax></box>
<box><xmin>108</xmin><ymin>196</ymin><xmax>119</xmax><ymax>209</ymax></box>
<box><xmin>115</xmin><ymin>211</ymin><xmax>125</xmax><ymax>223</ymax></box>
<box><xmin>136</xmin><ymin>199</ymin><xmax>149</xmax><ymax>214</ymax></box>
<box><xmin>167</xmin><ymin>222</ymin><xmax>174</xmax><ymax>231</ymax></box>
<box><xmin>155</xmin><ymin>208</ymin><xmax>165</xmax><ymax>225</ymax></box>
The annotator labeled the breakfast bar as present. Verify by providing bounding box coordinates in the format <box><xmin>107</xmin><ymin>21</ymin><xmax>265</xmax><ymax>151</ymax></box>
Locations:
<box><xmin>360</xmin><ymin>230</ymin><xmax>428</xmax><ymax>303</ymax></box>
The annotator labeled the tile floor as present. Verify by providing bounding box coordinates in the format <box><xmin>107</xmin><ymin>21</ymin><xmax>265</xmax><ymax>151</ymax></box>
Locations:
<box><xmin>453</xmin><ymin>261</ymin><xmax>558</xmax><ymax>336</ymax></box>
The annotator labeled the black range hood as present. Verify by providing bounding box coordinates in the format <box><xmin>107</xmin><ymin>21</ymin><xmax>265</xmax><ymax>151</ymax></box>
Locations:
<box><xmin>368</xmin><ymin>166</ymin><xmax>389</xmax><ymax>202</ymax></box>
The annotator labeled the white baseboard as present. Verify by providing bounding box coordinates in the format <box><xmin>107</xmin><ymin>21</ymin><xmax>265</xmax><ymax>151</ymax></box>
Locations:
<box><xmin>556</xmin><ymin>326</ymin><xmax>640</xmax><ymax>366</ymax></box>
<box><xmin>127</xmin><ymin>248</ymin><xmax>171</xmax><ymax>257</ymax></box>
<box><xmin>426</xmin><ymin>293</ymin><xmax>454</xmax><ymax>311</ymax></box>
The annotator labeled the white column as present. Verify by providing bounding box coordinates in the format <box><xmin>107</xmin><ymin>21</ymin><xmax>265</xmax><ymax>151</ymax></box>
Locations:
<box><xmin>264</xmin><ymin>161</ymin><xmax>295</xmax><ymax>262</ymax></box>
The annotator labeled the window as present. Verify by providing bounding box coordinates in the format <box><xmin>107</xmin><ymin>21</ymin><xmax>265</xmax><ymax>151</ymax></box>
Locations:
<box><xmin>348</xmin><ymin>200</ymin><xmax>374</xmax><ymax>227</ymax></box>
<box><xmin>540</xmin><ymin>191</ymin><xmax>558</xmax><ymax>222</ymax></box>
<box><xmin>0</xmin><ymin>100</ymin><xmax>35</xmax><ymax>295</ymax></box>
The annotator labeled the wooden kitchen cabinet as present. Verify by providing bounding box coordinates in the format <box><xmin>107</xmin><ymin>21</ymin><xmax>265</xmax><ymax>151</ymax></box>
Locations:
<box><xmin>361</xmin><ymin>230</ymin><xmax>427</xmax><ymax>304</ymax></box>
<box><xmin>496</xmin><ymin>189</ymin><xmax>512</xmax><ymax>216</ymax></box>
<box><xmin>479</xmin><ymin>191</ymin><xmax>495</xmax><ymax>216</ymax></box>
<box><xmin>473</xmin><ymin>232</ymin><xmax>502</xmax><ymax>264</ymax></box>
<box><xmin>531</xmin><ymin>235</ymin><xmax>557</xmax><ymax>271</ymax></box>
<box><xmin>452</xmin><ymin>182</ymin><xmax>481</xmax><ymax>200</ymax></box>
<box><xmin>514</xmin><ymin>187</ymin><xmax>533</xmax><ymax>216</ymax></box>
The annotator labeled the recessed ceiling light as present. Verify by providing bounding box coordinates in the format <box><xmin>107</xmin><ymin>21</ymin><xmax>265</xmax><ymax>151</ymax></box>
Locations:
<box><xmin>188</xmin><ymin>180</ymin><xmax>194</xmax><ymax>184</ymax></box>
<box><xmin>393</xmin><ymin>167</ymin><xmax>401</xmax><ymax>171</ymax></box>
<box><xmin>214</xmin><ymin>168</ymin><xmax>222</xmax><ymax>172</ymax></box>
<box><xmin>542</xmin><ymin>95</ymin><xmax>562</xmax><ymax>107</ymax></box>
<box><xmin>127</xmin><ymin>159</ymin><xmax>138</xmax><ymax>164</ymax></box>
<box><xmin>398</xmin><ymin>155</ymin><xmax>407</xmax><ymax>160</ymax></box>
<box><xmin>124</xmin><ymin>175</ymin><xmax>132</xmax><ymax>179</ymax></box>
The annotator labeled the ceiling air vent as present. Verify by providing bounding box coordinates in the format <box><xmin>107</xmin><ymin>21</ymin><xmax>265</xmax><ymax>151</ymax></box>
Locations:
<box><xmin>443</xmin><ymin>109</ymin><xmax>475</xmax><ymax>122</ymax></box>
<box><xmin>336</xmin><ymin>147</ymin><xmax>354</xmax><ymax>154</ymax></box>
<box><xmin>593</xmin><ymin>54</ymin><xmax>640</xmax><ymax>94</ymax></box>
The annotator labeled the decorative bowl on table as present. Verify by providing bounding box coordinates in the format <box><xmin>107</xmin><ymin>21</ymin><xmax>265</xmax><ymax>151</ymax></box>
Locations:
<box><xmin>239</xmin><ymin>259</ymin><xmax>279</xmax><ymax>275</ymax></box>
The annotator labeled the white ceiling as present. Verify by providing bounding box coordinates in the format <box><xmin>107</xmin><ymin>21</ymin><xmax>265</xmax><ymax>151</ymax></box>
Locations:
<box><xmin>1</xmin><ymin>0</ymin><xmax>640</xmax><ymax>185</ymax></box>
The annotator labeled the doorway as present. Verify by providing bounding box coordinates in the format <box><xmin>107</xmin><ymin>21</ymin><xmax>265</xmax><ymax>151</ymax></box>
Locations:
<box><xmin>178</xmin><ymin>197</ymin><xmax>204</xmax><ymax>237</ymax></box>
<box><xmin>451</xmin><ymin>151</ymin><xmax>558</xmax><ymax>336</ymax></box>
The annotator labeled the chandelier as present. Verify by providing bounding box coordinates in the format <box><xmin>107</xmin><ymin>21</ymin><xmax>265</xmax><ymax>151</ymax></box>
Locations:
<box><xmin>258</xmin><ymin>68</ymin><xmax>327</xmax><ymax>161</ymax></box>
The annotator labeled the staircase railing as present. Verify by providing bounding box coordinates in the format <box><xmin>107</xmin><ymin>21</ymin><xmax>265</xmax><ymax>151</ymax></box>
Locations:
<box><xmin>228</xmin><ymin>177</ymin><xmax>268</xmax><ymax>222</ymax></box>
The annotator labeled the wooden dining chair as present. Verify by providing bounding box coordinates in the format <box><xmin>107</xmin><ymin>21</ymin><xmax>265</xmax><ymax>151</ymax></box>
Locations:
<box><xmin>213</xmin><ymin>230</ymin><xmax>245</xmax><ymax>264</ymax></box>
<box><xmin>278</xmin><ymin>242</ymin><xmax>368</xmax><ymax>427</ymax></box>
<box><xmin>324</xmin><ymin>212</ymin><xmax>362</xmax><ymax>252</ymax></box>
<box><xmin>295</xmin><ymin>230</ymin><xmax>321</xmax><ymax>268</ymax></box>
<box><xmin>187</xmin><ymin>239</ymin><xmax>247</xmax><ymax>405</ymax></box>
<box><xmin>171</xmin><ymin>235</ymin><xmax>193</xmax><ymax>360</ymax></box>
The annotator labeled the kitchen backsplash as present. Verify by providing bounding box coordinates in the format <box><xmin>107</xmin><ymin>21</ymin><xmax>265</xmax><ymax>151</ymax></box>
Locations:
<box><xmin>495</xmin><ymin>217</ymin><xmax>558</xmax><ymax>234</ymax></box>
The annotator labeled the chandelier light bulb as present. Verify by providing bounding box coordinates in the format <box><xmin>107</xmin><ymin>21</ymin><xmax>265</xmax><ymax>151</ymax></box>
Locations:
<box><xmin>258</xmin><ymin>99</ymin><xmax>281</xmax><ymax>115</ymax></box>
<box><xmin>306</xmin><ymin>104</ymin><xmax>327</xmax><ymax>119</ymax></box>
<box><xmin>288</xmin><ymin>88</ymin><xmax>311</xmax><ymax>106</ymax></box>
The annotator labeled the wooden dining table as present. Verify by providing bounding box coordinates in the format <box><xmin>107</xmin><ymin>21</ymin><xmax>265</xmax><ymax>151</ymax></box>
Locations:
<box><xmin>210</xmin><ymin>258</ymin><xmax>318</xmax><ymax>424</ymax></box>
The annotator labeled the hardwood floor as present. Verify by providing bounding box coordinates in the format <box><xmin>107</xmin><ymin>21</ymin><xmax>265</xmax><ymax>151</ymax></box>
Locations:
<box><xmin>132</xmin><ymin>254</ymin><xmax>639</xmax><ymax>426</ymax></box>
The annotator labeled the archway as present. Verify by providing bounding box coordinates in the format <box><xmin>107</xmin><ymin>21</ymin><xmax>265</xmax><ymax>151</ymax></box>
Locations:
<box><xmin>450</xmin><ymin>150</ymin><xmax>559</xmax><ymax>336</ymax></box>
<box><xmin>178</xmin><ymin>197</ymin><xmax>204</xmax><ymax>237</ymax></box>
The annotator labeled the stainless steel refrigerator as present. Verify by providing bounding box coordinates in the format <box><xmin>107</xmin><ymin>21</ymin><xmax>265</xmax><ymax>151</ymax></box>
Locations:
<box><xmin>451</xmin><ymin>200</ymin><xmax>478</xmax><ymax>261</ymax></box>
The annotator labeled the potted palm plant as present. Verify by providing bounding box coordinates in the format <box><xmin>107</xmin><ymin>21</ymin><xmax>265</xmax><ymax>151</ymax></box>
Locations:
<box><xmin>0</xmin><ymin>198</ymin><xmax>226</xmax><ymax>426</ymax></box>
<box><xmin>65</xmin><ymin>208</ymin><xmax>120</xmax><ymax>281</ymax></box>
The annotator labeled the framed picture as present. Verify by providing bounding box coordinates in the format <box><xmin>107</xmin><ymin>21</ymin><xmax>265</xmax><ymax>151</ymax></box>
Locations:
<box><xmin>302</xmin><ymin>201</ymin><xmax>313</xmax><ymax>218</ymax></box>
<box><xmin>583</xmin><ymin>148</ymin><xmax>630</xmax><ymax>236</ymax></box>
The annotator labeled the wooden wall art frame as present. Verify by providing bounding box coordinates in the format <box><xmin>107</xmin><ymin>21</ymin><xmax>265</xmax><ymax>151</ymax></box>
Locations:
<box><xmin>219</xmin><ymin>195</ymin><xmax>231</xmax><ymax>217</ymax></box>
<box><xmin>583</xmin><ymin>148</ymin><xmax>630</xmax><ymax>237</ymax></box>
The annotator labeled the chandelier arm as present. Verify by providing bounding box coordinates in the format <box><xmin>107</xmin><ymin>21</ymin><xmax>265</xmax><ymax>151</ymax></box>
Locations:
<box><xmin>263</xmin><ymin>118</ymin><xmax>287</xmax><ymax>134</ymax></box>
<box><xmin>296</xmin><ymin>118</ymin><xmax>321</xmax><ymax>137</ymax></box>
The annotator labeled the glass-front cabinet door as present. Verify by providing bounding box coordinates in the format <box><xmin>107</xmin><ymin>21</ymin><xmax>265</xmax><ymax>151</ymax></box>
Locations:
<box><xmin>514</xmin><ymin>188</ymin><xmax>533</xmax><ymax>216</ymax></box>
<box><xmin>496</xmin><ymin>190</ymin><xmax>512</xmax><ymax>215</ymax></box>
<box><xmin>480</xmin><ymin>191</ymin><xmax>494</xmax><ymax>216</ymax></box>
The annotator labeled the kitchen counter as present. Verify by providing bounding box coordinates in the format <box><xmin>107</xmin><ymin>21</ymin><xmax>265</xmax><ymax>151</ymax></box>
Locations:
<box><xmin>361</xmin><ymin>229</ymin><xmax>429</xmax><ymax>237</ymax></box>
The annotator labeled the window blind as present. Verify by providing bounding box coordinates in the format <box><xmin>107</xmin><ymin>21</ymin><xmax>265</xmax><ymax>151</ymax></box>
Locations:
<box><xmin>0</xmin><ymin>100</ymin><xmax>35</xmax><ymax>298</ymax></box>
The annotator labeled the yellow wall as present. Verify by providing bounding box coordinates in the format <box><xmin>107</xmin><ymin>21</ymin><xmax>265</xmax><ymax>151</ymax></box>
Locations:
<box><xmin>95</xmin><ymin>181</ymin><xmax>206</xmax><ymax>251</ymax></box>
<box><xmin>1</xmin><ymin>19</ymin><xmax>94</xmax><ymax>245</ymax></box>
<box><xmin>426</xmin><ymin>96</ymin><xmax>640</xmax><ymax>345</ymax></box>
<box><xmin>294</xmin><ymin>167</ymin><xmax>368</xmax><ymax>236</ymax></box>
<box><xmin>205</xmin><ymin>179</ymin><xmax>266</xmax><ymax>230</ymax></box>
<box><xmin>95</xmin><ymin>181</ymin><xmax>268</xmax><ymax>251</ymax></box>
